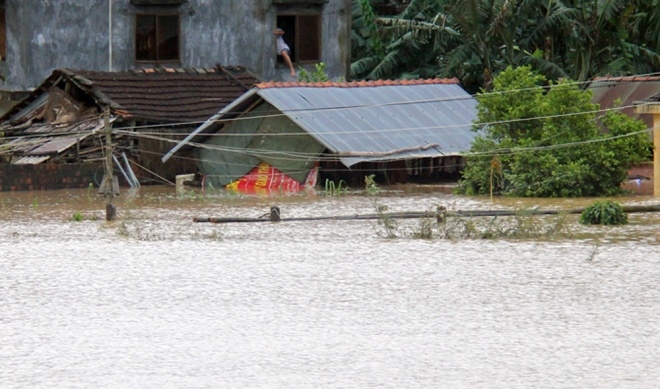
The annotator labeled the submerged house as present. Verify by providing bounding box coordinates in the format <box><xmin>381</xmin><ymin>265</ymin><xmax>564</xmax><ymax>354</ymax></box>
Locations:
<box><xmin>588</xmin><ymin>76</ymin><xmax>660</xmax><ymax>196</ymax></box>
<box><xmin>162</xmin><ymin>79</ymin><xmax>479</xmax><ymax>190</ymax></box>
<box><xmin>0</xmin><ymin>0</ymin><xmax>351</xmax><ymax>114</ymax></box>
<box><xmin>0</xmin><ymin>66</ymin><xmax>260</xmax><ymax>191</ymax></box>
<box><xmin>0</xmin><ymin>0</ymin><xmax>351</xmax><ymax>191</ymax></box>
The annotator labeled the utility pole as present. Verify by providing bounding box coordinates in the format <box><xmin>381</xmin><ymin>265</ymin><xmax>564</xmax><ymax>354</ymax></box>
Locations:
<box><xmin>100</xmin><ymin>107</ymin><xmax>118</xmax><ymax>220</ymax></box>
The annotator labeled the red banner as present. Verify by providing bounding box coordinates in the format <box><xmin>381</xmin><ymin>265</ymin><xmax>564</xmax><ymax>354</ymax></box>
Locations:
<box><xmin>226</xmin><ymin>162</ymin><xmax>318</xmax><ymax>194</ymax></box>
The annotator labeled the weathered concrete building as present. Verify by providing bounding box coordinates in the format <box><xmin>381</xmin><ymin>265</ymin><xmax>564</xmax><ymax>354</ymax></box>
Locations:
<box><xmin>0</xmin><ymin>0</ymin><xmax>351</xmax><ymax>114</ymax></box>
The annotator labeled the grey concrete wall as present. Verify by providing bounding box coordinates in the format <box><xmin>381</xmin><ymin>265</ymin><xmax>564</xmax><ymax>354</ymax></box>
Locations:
<box><xmin>0</xmin><ymin>0</ymin><xmax>350</xmax><ymax>94</ymax></box>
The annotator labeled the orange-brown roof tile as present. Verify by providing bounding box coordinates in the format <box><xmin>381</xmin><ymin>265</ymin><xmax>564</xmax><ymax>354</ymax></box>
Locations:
<box><xmin>68</xmin><ymin>66</ymin><xmax>259</xmax><ymax>123</ymax></box>
<box><xmin>1</xmin><ymin>66</ymin><xmax>262</xmax><ymax>124</ymax></box>
<box><xmin>255</xmin><ymin>78</ymin><xmax>460</xmax><ymax>89</ymax></box>
<box><xmin>592</xmin><ymin>75</ymin><xmax>660</xmax><ymax>82</ymax></box>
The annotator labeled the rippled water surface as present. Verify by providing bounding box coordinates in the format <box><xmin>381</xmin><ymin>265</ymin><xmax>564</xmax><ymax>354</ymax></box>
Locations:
<box><xmin>1</xmin><ymin>186</ymin><xmax>659</xmax><ymax>388</ymax></box>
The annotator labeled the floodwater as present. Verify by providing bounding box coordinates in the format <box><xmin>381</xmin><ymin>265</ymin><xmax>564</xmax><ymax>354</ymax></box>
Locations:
<box><xmin>1</xmin><ymin>185</ymin><xmax>658</xmax><ymax>388</ymax></box>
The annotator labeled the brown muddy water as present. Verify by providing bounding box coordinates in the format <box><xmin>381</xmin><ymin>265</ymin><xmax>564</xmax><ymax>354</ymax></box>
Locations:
<box><xmin>1</xmin><ymin>185</ymin><xmax>659</xmax><ymax>388</ymax></box>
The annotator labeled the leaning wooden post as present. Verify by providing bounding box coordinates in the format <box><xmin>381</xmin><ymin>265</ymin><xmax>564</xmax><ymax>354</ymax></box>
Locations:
<box><xmin>104</xmin><ymin>108</ymin><xmax>116</xmax><ymax>220</ymax></box>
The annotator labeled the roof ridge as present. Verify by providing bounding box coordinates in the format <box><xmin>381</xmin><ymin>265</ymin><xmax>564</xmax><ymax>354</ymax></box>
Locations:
<box><xmin>592</xmin><ymin>75</ymin><xmax>660</xmax><ymax>82</ymax></box>
<box><xmin>64</xmin><ymin>65</ymin><xmax>253</xmax><ymax>77</ymax></box>
<box><xmin>137</xmin><ymin>67</ymin><xmax>219</xmax><ymax>75</ymax></box>
<box><xmin>256</xmin><ymin>78</ymin><xmax>460</xmax><ymax>89</ymax></box>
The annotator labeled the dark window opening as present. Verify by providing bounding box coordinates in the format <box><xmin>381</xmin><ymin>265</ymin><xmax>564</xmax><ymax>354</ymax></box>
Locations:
<box><xmin>276</xmin><ymin>14</ymin><xmax>320</xmax><ymax>64</ymax></box>
<box><xmin>136</xmin><ymin>14</ymin><xmax>179</xmax><ymax>62</ymax></box>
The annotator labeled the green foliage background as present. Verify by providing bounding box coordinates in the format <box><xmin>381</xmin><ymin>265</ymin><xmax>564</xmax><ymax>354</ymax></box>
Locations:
<box><xmin>351</xmin><ymin>0</ymin><xmax>660</xmax><ymax>91</ymax></box>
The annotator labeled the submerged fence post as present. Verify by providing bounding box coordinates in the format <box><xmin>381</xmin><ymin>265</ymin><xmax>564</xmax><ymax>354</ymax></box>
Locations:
<box><xmin>436</xmin><ymin>205</ymin><xmax>447</xmax><ymax>223</ymax></box>
<box><xmin>270</xmin><ymin>206</ymin><xmax>281</xmax><ymax>222</ymax></box>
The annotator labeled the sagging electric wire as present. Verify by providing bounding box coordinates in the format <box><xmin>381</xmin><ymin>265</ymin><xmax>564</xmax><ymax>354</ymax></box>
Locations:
<box><xmin>103</xmin><ymin>74</ymin><xmax>660</xmax><ymax>135</ymax></box>
<box><xmin>109</xmin><ymin>103</ymin><xmax>643</xmax><ymax>142</ymax></box>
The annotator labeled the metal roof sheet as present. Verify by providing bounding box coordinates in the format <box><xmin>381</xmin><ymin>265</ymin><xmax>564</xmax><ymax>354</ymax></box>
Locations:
<box><xmin>2</xmin><ymin>119</ymin><xmax>105</xmax><ymax>163</ymax></box>
<box><xmin>12</xmin><ymin>155</ymin><xmax>51</xmax><ymax>165</ymax></box>
<box><xmin>26</xmin><ymin>134</ymin><xmax>92</xmax><ymax>155</ymax></box>
<box><xmin>256</xmin><ymin>83</ymin><xmax>478</xmax><ymax>166</ymax></box>
<box><xmin>5</xmin><ymin>137</ymin><xmax>48</xmax><ymax>154</ymax></box>
<box><xmin>163</xmin><ymin>80</ymin><xmax>478</xmax><ymax>166</ymax></box>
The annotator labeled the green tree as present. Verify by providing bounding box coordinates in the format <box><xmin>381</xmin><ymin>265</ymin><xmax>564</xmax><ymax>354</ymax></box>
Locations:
<box><xmin>351</xmin><ymin>0</ymin><xmax>448</xmax><ymax>81</ymax></box>
<box><xmin>457</xmin><ymin>66</ymin><xmax>652</xmax><ymax>197</ymax></box>
<box><xmin>528</xmin><ymin>0</ymin><xmax>660</xmax><ymax>82</ymax></box>
<box><xmin>350</xmin><ymin>0</ymin><xmax>660</xmax><ymax>90</ymax></box>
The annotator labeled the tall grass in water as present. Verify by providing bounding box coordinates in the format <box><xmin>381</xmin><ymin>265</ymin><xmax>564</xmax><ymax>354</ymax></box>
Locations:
<box><xmin>325</xmin><ymin>179</ymin><xmax>348</xmax><ymax>196</ymax></box>
<box><xmin>366</xmin><ymin>175</ymin><xmax>572</xmax><ymax>240</ymax></box>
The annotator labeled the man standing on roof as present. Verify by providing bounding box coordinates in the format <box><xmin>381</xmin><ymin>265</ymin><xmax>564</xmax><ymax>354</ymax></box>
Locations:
<box><xmin>274</xmin><ymin>28</ymin><xmax>296</xmax><ymax>78</ymax></box>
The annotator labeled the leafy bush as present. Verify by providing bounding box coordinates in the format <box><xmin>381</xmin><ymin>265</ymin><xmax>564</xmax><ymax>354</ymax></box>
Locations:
<box><xmin>579</xmin><ymin>201</ymin><xmax>628</xmax><ymax>225</ymax></box>
<box><xmin>457</xmin><ymin>66</ymin><xmax>652</xmax><ymax>198</ymax></box>
<box><xmin>298</xmin><ymin>62</ymin><xmax>330</xmax><ymax>82</ymax></box>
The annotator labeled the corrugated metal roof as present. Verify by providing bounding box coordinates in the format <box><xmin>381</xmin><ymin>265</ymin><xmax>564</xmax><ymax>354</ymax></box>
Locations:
<box><xmin>164</xmin><ymin>80</ymin><xmax>478</xmax><ymax>166</ymax></box>
<box><xmin>12</xmin><ymin>155</ymin><xmax>51</xmax><ymax>165</ymax></box>
<box><xmin>2</xmin><ymin>119</ymin><xmax>105</xmax><ymax>164</ymax></box>
<box><xmin>5</xmin><ymin>137</ymin><xmax>47</xmax><ymax>154</ymax></box>
<box><xmin>256</xmin><ymin>81</ymin><xmax>477</xmax><ymax>166</ymax></box>
<box><xmin>27</xmin><ymin>134</ymin><xmax>92</xmax><ymax>155</ymax></box>
<box><xmin>589</xmin><ymin>77</ymin><xmax>660</xmax><ymax>131</ymax></box>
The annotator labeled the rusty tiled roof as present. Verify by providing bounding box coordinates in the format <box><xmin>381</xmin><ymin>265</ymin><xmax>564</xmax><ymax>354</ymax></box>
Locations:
<box><xmin>592</xmin><ymin>75</ymin><xmax>660</xmax><ymax>83</ymax></box>
<box><xmin>65</xmin><ymin>66</ymin><xmax>261</xmax><ymax>123</ymax></box>
<box><xmin>588</xmin><ymin>76</ymin><xmax>660</xmax><ymax>130</ymax></box>
<box><xmin>2</xmin><ymin>66</ymin><xmax>261</xmax><ymax>124</ymax></box>
<box><xmin>256</xmin><ymin>78</ymin><xmax>460</xmax><ymax>89</ymax></box>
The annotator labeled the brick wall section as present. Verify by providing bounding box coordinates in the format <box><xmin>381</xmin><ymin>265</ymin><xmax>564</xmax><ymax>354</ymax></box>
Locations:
<box><xmin>0</xmin><ymin>163</ymin><xmax>104</xmax><ymax>191</ymax></box>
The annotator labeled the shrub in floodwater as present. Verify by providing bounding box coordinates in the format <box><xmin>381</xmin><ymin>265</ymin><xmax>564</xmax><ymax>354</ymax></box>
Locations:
<box><xmin>410</xmin><ymin>217</ymin><xmax>435</xmax><ymax>239</ymax></box>
<box><xmin>72</xmin><ymin>212</ymin><xmax>84</xmax><ymax>222</ymax></box>
<box><xmin>375</xmin><ymin>204</ymin><xmax>399</xmax><ymax>239</ymax></box>
<box><xmin>365</xmin><ymin>175</ymin><xmax>399</xmax><ymax>238</ymax></box>
<box><xmin>364</xmin><ymin>174</ymin><xmax>379</xmax><ymax>196</ymax></box>
<box><xmin>579</xmin><ymin>200</ymin><xmax>628</xmax><ymax>225</ymax></box>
